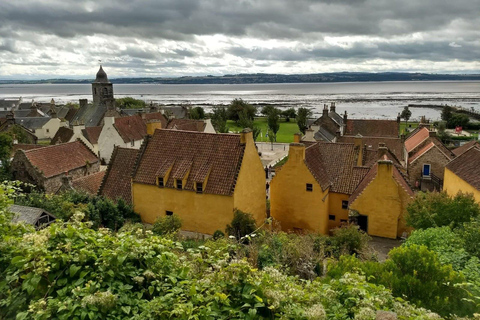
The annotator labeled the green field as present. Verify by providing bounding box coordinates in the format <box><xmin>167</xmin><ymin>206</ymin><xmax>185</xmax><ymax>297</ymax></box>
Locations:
<box><xmin>227</xmin><ymin>118</ymin><xmax>300</xmax><ymax>143</ymax></box>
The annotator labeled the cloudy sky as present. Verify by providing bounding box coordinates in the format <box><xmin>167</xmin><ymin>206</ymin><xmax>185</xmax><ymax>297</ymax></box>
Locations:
<box><xmin>0</xmin><ymin>0</ymin><xmax>479</xmax><ymax>79</ymax></box>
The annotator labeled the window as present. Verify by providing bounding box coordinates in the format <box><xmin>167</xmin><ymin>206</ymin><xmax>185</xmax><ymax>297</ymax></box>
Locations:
<box><xmin>166</xmin><ymin>211</ymin><xmax>173</xmax><ymax>216</ymax></box>
<box><xmin>196</xmin><ymin>182</ymin><xmax>203</xmax><ymax>193</ymax></box>
<box><xmin>342</xmin><ymin>200</ymin><xmax>348</xmax><ymax>209</ymax></box>
<box><xmin>176</xmin><ymin>179</ymin><xmax>182</xmax><ymax>190</ymax></box>
<box><xmin>103</xmin><ymin>87</ymin><xmax>108</xmax><ymax>95</ymax></box>
<box><xmin>94</xmin><ymin>88</ymin><xmax>97</xmax><ymax>94</ymax></box>
<box><xmin>306</xmin><ymin>183</ymin><xmax>313</xmax><ymax>192</ymax></box>
<box><xmin>329</xmin><ymin>215</ymin><xmax>336</xmax><ymax>221</ymax></box>
<box><xmin>130</xmin><ymin>140</ymin><xmax>135</xmax><ymax>147</ymax></box>
<box><xmin>158</xmin><ymin>177</ymin><xmax>164</xmax><ymax>187</ymax></box>
<box><xmin>46</xmin><ymin>129</ymin><xmax>49</xmax><ymax>133</ymax></box>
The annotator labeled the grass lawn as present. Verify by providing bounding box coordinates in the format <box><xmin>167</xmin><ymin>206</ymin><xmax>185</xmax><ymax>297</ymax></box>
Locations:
<box><xmin>227</xmin><ymin>118</ymin><xmax>300</xmax><ymax>143</ymax></box>
<box><xmin>399</xmin><ymin>121</ymin><xmax>419</xmax><ymax>135</ymax></box>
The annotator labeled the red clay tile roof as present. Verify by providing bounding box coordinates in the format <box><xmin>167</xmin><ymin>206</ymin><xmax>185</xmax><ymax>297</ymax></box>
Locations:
<box><xmin>143</xmin><ymin>112</ymin><xmax>168</xmax><ymax>128</ymax></box>
<box><xmin>114</xmin><ymin>115</ymin><xmax>147</xmax><ymax>143</ymax></box>
<box><xmin>408</xmin><ymin>141</ymin><xmax>435</xmax><ymax>164</ymax></box>
<box><xmin>446</xmin><ymin>147</ymin><xmax>480</xmax><ymax>190</ymax></box>
<box><xmin>99</xmin><ymin>147</ymin><xmax>139</xmax><ymax>204</ymax></box>
<box><xmin>11</xmin><ymin>144</ymin><xmax>44</xmax><ymax>157</ymax></box>
<box><xmin>82</xmin><ymin>126</ymin><xmax>102</xmax><ymax>144</ymax></box>
<box><xmin>338</xmin><ymin>136</ymin><xmax>404</xmax><ymax>162</ymax></box>
<box><xmin>133</xmin><ymin>129</ymin><xmax>245</xmax><ymax>196</ymax></box>
<box><xmin>453</xmin><ymin>141</ymin><xmax>480</xmax><ymax>156</ymax></box>
<box><xmin>304</xmin><ymin>144</ymin><xmax>331</xmax><ymax>190</ymax></box>
<box><xmin>51</xmin><ymin>127</ymin><xmax>74</xmax><ymax>145</ymax></box>
<box><xmin>405</xmin><ymin>127</ymin><xmax>429</xmax><ymax>153</ymax></box>
<box><xmin>72</xmin><ymin>171</ymin><xmax>105</xmax><ymax>195</ymax></box>
<box><xmin>166</xmin><ymin>119</ymin><xmax>206</xmax><ymax>132</ymax></box>
<box><xmin>21</xmin><ymin>141</ymin><xmax>99</xmax><ymax>178</ymax></box>
<box><xmin>344</xmin><ymin>119</ymin><xmax>399</xmax><ymax>137</ymax></box>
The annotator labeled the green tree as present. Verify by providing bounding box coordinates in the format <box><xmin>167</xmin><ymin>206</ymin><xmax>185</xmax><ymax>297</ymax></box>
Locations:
<box><xmin>0</xmin><ymin>134</ymin><xmax>13</xmax><ymax>180</ymax></box>
<box><xmin>189</xmin><ymin>106</ymin><xmax>205</xmax><ymax>120</ymax></box>
<box><xmin>267</xmin><ymin>108</ymin><xmax>280</xmax><ymax>143</ymax></box>
<box><xmin>281</xmin><ymin>108</ymin><xmax>296</xmax><ymax>122</ymax></box>
<box><xmin>211</xmin><ymin>107</ymin><xmax>229</xmax><ymax>133</ymax></box>
<box><xmin>406</xmin><ymin>191</ymin><xmax>480</xmax><ymax>229</ymax></box>
<box><xmin>447</xmin><ymin>112</ymin><xmax>469</xmax><ymax>129</ymax></box>
<box><xmin>152</xmin><ymin>214</ymin><xmax>182</xmax><ymax>235</ymax></box>
<box><xmin>400</xmin><ymin>106</ymin><xmax>412</xmax><ymax>128</ymax></box>
<box><xmin>436</xmin><ymin>121</ymin><xmax>450</xmax><ymax>143</ymax></box>
<box><xmin>261</xmin><ymin>105</ymin><xmax>275</xmax><ymax>116</ymax></box>
<box><xmin>441</xmin><ymin>105</ymin><xmax>453</xmax><ymax>122</ymax></box>
<box><xmin>296</xmin><ymin>107</ymin><xmax>312</xmax><ymax>134</ymax></box>
<box><xmin>227</xmin><ymin>99</ymin><xmax>256</xmax><ymax>123</ymax></box>
<box><xmin>226</xmin><ymin>209</ymin><xmax>256</xmax><ymax>240</ymax></box>
<box><xmin>115</xmin><ymin>97</ymin><xmax>146</xmax><ymax>109</ymax></box>
<box><xmin>238</xmin><ymin>110</ymin><xmax>261</xmax><ymax>141</ymax></box>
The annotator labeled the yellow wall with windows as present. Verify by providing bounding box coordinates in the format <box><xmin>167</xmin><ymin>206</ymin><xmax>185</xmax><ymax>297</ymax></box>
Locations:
<box><xmin>349</xmin><ymin>162</ymin><xmax>412</xmax><ymax>239</ymax></box>
<box><xmin>328</xmin><ymin>192</ymin><xmax>350</xmax><ymax>231</ymax></box>
<box><xmin>270</xmin><ymin>144</ymin><xmax>330</xmax><ymax>234</ymax></box>
<box><xmin>444</xmin><ymin>168</ymin><xmax>480</xmax><ymax>202</ymax></box>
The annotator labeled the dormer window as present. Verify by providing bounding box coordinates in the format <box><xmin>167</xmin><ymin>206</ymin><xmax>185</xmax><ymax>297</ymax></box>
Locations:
<box><xmin>176</xmin><ymin>179</ymin><xmax>182</xmax><ymax>190</ymax></box>
<box><xmin>196</xmin><ymin>182</ymin><xmax>203</xmax><ymax>193</ymax></box>
<box><xmin>158</xmin><ymin>177</ymin><xmax>164</xmax><ymax>187</ymax></box>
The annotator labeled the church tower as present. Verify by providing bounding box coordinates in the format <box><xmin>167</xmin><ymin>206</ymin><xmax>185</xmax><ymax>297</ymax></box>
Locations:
<box><xmin>92</xmin><ymin>66</ymin><xmax>114</xmax><ymax>109</ymax></box>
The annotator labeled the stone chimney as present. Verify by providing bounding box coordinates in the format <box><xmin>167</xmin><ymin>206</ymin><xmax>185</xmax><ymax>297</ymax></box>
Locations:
<box><xmin>330</xmin><ymin>102</ymin><xmax>336</xmax><ymax>113</ymax></box>
<box><xmin>428</xmin><ymin>130</ymin><xmax>436</xmax><ymax>137</ymax></box>
<box><xmin>79</xmin><ymin>99</ymin><xmax>88</xmax><ymax>109</ymax></box>
<box><xmin>293</xmin><ymin>132</ymin><xmax>302</xmax><ymax>143</ymax></box>
<box><xmin>322</xmin><ymin>104</ymin><xmax>328</xmax><ymax>117</ymax></box>
<box><xmin>288</xmin><ymin>143</ymin><xmax>306</xmax><ymax>163</ymax></box>
<box><xmin>397</xmin><ymin>113</ymin><xmax>401</xmax><ymax>123</ymax></box>
<box><xmin>354</xmin><ymin>134</ymin><xmax>363</xmax><ymax>167</ymax></box>
<box><xmin>377</xmin><ymin>159</ymin><xmax>394</xmax><ymax>179</ymax></box>
<box><xmin>240</xmin><ymin>128</ymin><xmax>253</xmax><ymax>145</ymax></box>
<box><xmin>378</xmin><ymin>143</ymin><xmax>388</xmax><ymax>160</ymax></box>
<box><xmin>50</xmin><ymin>98</ymin><xmax>55</xmax><ymax>107</ymax></box>
<box><xmin>343</xmin><ymin>110</ymin><xmax>348</xmax><ymax>123</ymax></box>
<box><xmin>303</xmin><ymin>129</ymin><xmax>315</xmax><ymax>141</ymax></box>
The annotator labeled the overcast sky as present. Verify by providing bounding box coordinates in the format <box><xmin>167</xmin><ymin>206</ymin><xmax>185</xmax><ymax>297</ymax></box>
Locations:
<box><xmin>1</xmin><ymin>0</ymin><xmax>479</xmax><ymax>79</ymax></box>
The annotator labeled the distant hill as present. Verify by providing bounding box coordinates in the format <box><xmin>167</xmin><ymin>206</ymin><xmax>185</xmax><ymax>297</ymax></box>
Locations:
<box><xmin>1</xmin><ymin>72</ymin><xmax>480</xmax><ymax>84</ymax></box>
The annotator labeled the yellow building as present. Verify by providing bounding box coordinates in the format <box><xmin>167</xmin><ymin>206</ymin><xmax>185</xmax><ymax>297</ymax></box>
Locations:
<box><xmin>132</xmin><ymin>128</ymin><xmax>266</xmax><ymax>235</ymax></box>
<box><xmin>444</xmin><ymin>146</ymin><xmax>480</xmax><ymax>202</ymax></box>
<box><xmin>348</xmin><ymin>158</ymin><xmax>414</xmax><ymax>239</ymax></box>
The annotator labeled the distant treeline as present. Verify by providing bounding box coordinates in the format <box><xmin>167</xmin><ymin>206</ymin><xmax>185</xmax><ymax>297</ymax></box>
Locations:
<box><xmin>2</xmin><ymin>72</ymin><xmax>480</xmax><ymax>85</ymax></box>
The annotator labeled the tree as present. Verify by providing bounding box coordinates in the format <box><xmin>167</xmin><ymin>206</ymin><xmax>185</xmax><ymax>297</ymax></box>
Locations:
<box><xmin>400</xmin><ymin>106</ymin><xmax>412</xmax><ymax>128</ymax></box>
<box><xmin>227</xmin><ymin>99</ymin><xmax>256</xmax><ymax>123</ymax></box>
<box><xmin>261</xmin><ymin>105</ymin><xmax>275</xmax><ymax>117</ymax></box>
<box><xmin>406</xmin><ymin>191</ymin><xmax>480</xmax><ymax>230</ymax></box>
<box><xmin>0</xmin><ymin>133</ymin><xmax>13</xmax><ymax>180</ymax></box>
<box><xmin>225</xmin><ymin>209</ymin><xmax>256</xmax><ymax>240</ymax></box>
<box><xmin>447</xmin><ymin>112</ymin><xmax>469</xmax><ymax>129</ymax></box>
<box><xmin>152</xmin><ymin>214</ymin><xmax>182</xmax><ymax>235</ymax></box>
<box><xmin>281</xmin><ymin>108</ymin><xmax>296</xmax><ymax>122</ymax></box>
<box><xmin>238</xmin><ymin>110</ymin><xmax>261</xmax><ymax>141</ymax></box>
<box><xmin>115</xmin><ymin>97</ymin><xmax>146</xmax><ymax>109</ymax></box>
<box><xmin>189</xmin><ymin>107</ymin><xmax>205</xmax><ymax>120</ymax></box>
<box><xmin>267</xmin><ymin>108</ymin><xmax>280</xmax><ymax>143</ymax></box>
<box><xmin>441</xmin><ymin>105</ymin><xmax>454</xmax><ymax>122</ymax></box>
<box><xmin>436</xmin><ymin>121</ymin><xmax>450</xmax><ymax>143</ymax></box>
<box><xmin>296</xmin><ymin>107</ymin><xmax>312</xmax><ymax>134</ymax></box>
<box><xmin>211</xmin><ymin>107</ymin><xmax>229</xmax><ymax>133</ymax></box>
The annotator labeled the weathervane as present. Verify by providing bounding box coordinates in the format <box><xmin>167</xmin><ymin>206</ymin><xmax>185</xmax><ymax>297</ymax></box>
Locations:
<box><xmin>98</xmin><ymin>59</ymin><xmax>102</xmax><ymax>66</ymax></box>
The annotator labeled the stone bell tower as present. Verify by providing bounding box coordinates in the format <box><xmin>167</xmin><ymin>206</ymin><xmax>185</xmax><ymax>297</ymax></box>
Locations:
<box><xmin>92</xmin><ymin>65</ymin><xmax>114</xmax><ymax>109</ymax></box>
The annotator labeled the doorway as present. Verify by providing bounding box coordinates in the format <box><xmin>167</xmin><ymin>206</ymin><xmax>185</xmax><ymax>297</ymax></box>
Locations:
<box><xmin>357</xmin><ymin>215</ymin><xmax>368</xmax><ymax>233</ymax></box>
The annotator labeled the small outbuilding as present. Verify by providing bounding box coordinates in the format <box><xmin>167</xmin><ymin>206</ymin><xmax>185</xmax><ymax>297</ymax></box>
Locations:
<box><xmin>9</xmin><ymin>204</ymin><xmax>56</xmax><ymax>229</ymax></box>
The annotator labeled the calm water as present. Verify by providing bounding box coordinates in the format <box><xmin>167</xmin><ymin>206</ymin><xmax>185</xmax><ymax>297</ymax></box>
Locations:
<box><xmin>1</xmin><ymin>81</ymin><xmax>479</xmax><ymax>120</ymax></box>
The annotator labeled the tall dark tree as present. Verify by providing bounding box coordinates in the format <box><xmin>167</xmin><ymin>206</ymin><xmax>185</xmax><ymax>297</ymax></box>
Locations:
<box><xmin>447</xmin><ymin>113</ymin><xmax>469</xmax><ymax>129</ymax></box>
<box><xmin>227</xmin><ymin>99</ymin><xmax>256</xmax><ymax>123</ymax></box>
<box><xmin>267</xmin><ymin>108</ymin><xmax>280</xmax><ymax>144</ymax></box>
<box><xmin>261</xmin><ymin>105</ymin><xmax>275</xmax><ymax>117</ymax></box>
<box><xmin>238</xmin><ymin>110</ymin><xmax>260</xmax><ymax>141</ymax></box>
<box><xmin>400</xmin><ymin>106</ymin><xmax>412</xmax><ymax>128</ymax></box>
<box><xmin>296</xmin><ymin>107</ymin><xmax>312</xmax><ymax>134</ymax></box>
<box><xmin>441</xmin><ymin>105</ymin><xmax>454</xmax><ymax>122</ymax></box>
<box><xmin>281</xmin><ymin>108</ymin><xmax>296</xmax><ymax>122</ymax></box>
<box><xmin>189</xmin><ymin>107</ymin><xmax>205</xmax><ymax>120</ymax></box>
<box><xmin>211</xmin><ymin>107</ymin><xmax>229</xmax><ymax>133</ymax></box>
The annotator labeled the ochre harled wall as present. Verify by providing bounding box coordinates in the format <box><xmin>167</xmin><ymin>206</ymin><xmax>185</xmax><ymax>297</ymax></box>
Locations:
<box><xmin>444</xmin><ymin>168</ymin><xmax>480</xmax><ymax>202</ymax></box>
<box><xmin>270</xmin><ymin>144</ymin><xmax>330</xmax><ymax>234</ymax></box>
<box><xmin>146</xmin><ymin>122</ymin><xmax>162</xmax><ymax>135</ymax></box>
<box><xmin>349</xmin><ymin>162</ymin><xmax>412</xmax><ymax>239</ymax></box>
<box><xmin>328</xmin><ymin>192</ymin><xmax>350</xmax><ymax>231</ymax></box>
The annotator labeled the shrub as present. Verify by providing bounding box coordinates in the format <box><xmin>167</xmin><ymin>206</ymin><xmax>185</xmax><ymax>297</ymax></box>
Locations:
<box><xmin>327</xmin><ymin>224</ymin><xmax>371</xmax><ymax>258</ymax></box>
<box><xmin>225</xmin><ymin>209</ymin><xmax>256</xmax><ymax>240</ymax></box>
<box><xmin>152</xmin><ymin>214</ymin><xmax>182</xmax><ymax>235</ymax></box>
<box><xmin>212</xmin><ymin>229</ymin><xmax>225</xmax><ymax>240</ymax></box>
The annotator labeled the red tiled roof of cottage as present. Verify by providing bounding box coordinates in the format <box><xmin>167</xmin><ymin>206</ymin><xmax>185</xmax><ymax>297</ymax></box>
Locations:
<box><xmin>452</xmin><ymin>141</ymin><xmax>480</xmax><ymax>156</ymax></box>
<box><xmin>304</xmin><ymin>144</ymin><xmax>331</xmax><ymax>190</ymax></box>
<box><xmin>133</xmin><ymin>129</ymin><xmax>245</xmax><ymax>196</ymax></box>
<box><xmin>344</xmin><ymin>119</ymin><xmax>399</xmax><ymax>137</ymax></box>
<box><xmin>408</xmin><ymin>141</ymin><xmax>435</xmax><ymax>163</ymax></box>
<box><xmin>72</xmin><ymin>171</ymin><xmax>105</xmax><ymax>195</ymax></box>
<box><xmin>11</xmin><ymin>144</ymin><xmax>44</xmax><ymax>157</ymax></box>
<box><xmin>99</xmin><ymin>147</ymin><xmax>139</xmax><ymax>204</ymax></box>
<box><xmin>405</xmin><ymin>127</ymin><xmax>429</xmax><ymax>153</ymax></box>
<box><xmin>50</xmin><ymin>127</ymin><xmax>74</xmax><ymax>145</ymax></box>
<box><xmin>446</xmin><ymin>147</ymin><xmax>480</xmax><ymax>190</ymax></box>
<box><xmin>82</xmin><ymin>126</ymin><xmax>103</xmax><ymax>144</ymax></box>
<box><xmin>338</xmin><ymin>136</ymin><xmax>404</xmax><ymax>162</ymax></box>
<box><xmin>166</xmin><ymin>119</ymin><xmax>206</xmax><ymax>132</ymax></box>
<box><xmin>143</xmin><ymin>112</ymin><xmax>168</xmax><ymax>128</ymax></box>
<box><xmin>114</xmin><ymin>115</ymin><xmax>147</xmax><ymax>143</ymax></box>
<box><xmin>21</xmin><ymin>141</ymin><xmax>98</xmax><ymax>178</ymax></box>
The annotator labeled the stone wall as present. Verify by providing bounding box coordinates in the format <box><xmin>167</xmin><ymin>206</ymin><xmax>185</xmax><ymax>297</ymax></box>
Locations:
<box><xmin>408</xmin><ymin>146</ymin><xmax>450</xmax><ymax>187</ymax></box>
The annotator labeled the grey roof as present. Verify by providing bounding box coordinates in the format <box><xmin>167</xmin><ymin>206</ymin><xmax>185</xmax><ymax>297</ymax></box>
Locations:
<box><xmin>70</xmin><ymin>103</ymin><xmax>106</xmax><ymax>127</ymax></box>
<box><xmin>162</xmin><ymin>106</ymin><xmax>188</xmax><ymax>119</ymax></box>
<box><xmin>120</xmin><ymin>108</ymin><xmax>142</xmax><ymax>116</ymax></box>
<box><xmin>329</xmin><ymin>111</ymin><xmax>344</xmax><ymax>126</ymax></box>
<box><xmin>9</xmin><ymin>204</ymin><xmax>55</xmax><ymax>225</ymax></box>
<box><xmin>314</xmin><ymin>126</ymin><xmax>336</xmax><ymax>142</ymax></box>
<box><xmin>0</xmin><ymin>98</ymin><xmax>21</xmax><ymax>110</ymax></box>
<box><xmin>0</xmin><ymin>110</ymin><xmax>31</xmax><ymax>118</ymax></box>
<box><xmin>15</xmin><ymin>117</ymin><xmax>50</xmax><ymax>130</ymax></box>
<box><xmin>95</xmin><ymin>66</ymin><xmax>109</xmax><ymax>83</ymax></box>
<box><xmin>306</xmin><ymin>119</ymin><xmax>316</xmax><ymax>127</ymax></box>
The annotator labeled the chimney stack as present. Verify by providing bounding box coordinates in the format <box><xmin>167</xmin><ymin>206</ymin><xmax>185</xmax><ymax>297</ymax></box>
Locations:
<box><xmin>79</xmin><ymin>99</ymin><xmax>88</xmax><ymax>109</ymax></box>
<box><xmin>354</xmin><ymin>134</ymin><xmax>363</xmax><ymax>167</ymax></box>
<box><xmin>240</xmin><ymin>127</ymin><xmax>253</xmax><ymax>145</ymax></box>
<box><xmin>330</xmin><ymin>102</ymin><xmax>336</xmax><ymax>113</ymax></box>
<box><xmin>322</xmin><ymin>104</ymin><xmax>328</xmax><ymax>117</ymax></box>
<box><xmin>378</xmin><ymin>143</ymin><xmax>388</xmax><ymax>160</ymax></box>
<box><xmin>343</xmin><ymin>110</ymin><xmax>348</xmax><ymax>123</ymax></box>
<box><xmin>293</xmin><ymin>132</ymin><xmax>302</xmax><ymax>143</ymax></box>
<box><xmin>397</xmin><ymin>113</ymin><xmax>401</xmax><ymax>123</ymax></box>
<box><xmin>303</xmin><ymin>128</ymin><xmax>315</xmax><ymax>141</ymax></box>
<box><xmin>377</xmin><ymin>159</ymin><xmax>394</xmax><ymax>179</ymax></box>
<box><xmin>428</xmin><ymin>130</ymin><xmax>436</xmax><ymax>137</ymax></box>
<box><xmin>288</xmin><ymin>143</ymin><xmax>306</xmax><ymax>163</ymax></box>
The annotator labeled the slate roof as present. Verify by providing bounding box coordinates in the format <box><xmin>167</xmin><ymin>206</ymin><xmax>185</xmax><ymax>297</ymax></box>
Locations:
<box><xmin>72</xmin><ymin>171</ymin><xmax>105</xmax><ymax>195</ymax></box>
<box><xmin>114</xmin><ymin>114</ymin><xmax>147</xmax><ymax>143</ymax></box>
<box><xmin>82</xmin><ymin>126</ymin><xmax>103</xmax><ymax>144</ymax></box>
<box><xmin>133</xmin><ymin>129</ymin><xmax>245</xmax><ymax>196</ymax></box>
<box><xmin>405</xmin><ymin>127</ymin><xmax>430</xmax><ymax>153</ymax></box>
<box><xmin>345</xmin><ymin>119</ymin><xmax>399</xmax><ymax>137</ymax></box>
<box><xmin>453</xmin><ymin>141</ymin><xmax>480</xmax><ymax>156</ymax></box>
<box><xmin>166</xmin><ymin>119</ymin><xmax>206</xmax><ymax>132</ymax></box>
<box><xmin>314</xmin><ymin>126</ymin><xmax>336</xmax><ymax>142</ymax></box>
<box><xmin>329</xmin><ymin>111</ymin><xmax>344</xmax><ymax>126</ymax></box>
<box><xmin>446</xmin><ymin>147</ymin><xmax>480</xmax><ymax>190</ymax></box>
<box><xmin>20</xmin><ymin>140</ymin><xmax>99</xmax><ymax>178</ymax></box>
<box><xmin>9</xmin><ymin>204</ymin><xmax>56</xmax><ymax>226</ymax></box>
<box><xmin>0</xmin><ymin>98</ymin><xmax>21</xmax><ymax>110</ymax></box>
<box><xmin>15</xmin><ymin>117</ymin><xmax>50</xmax><ymax>130</ymax></box>
<box><xmin>0</xmin><ymin>110</ymin><xmax>32</xmax><ymax>118</ymax></box>
<box><xmin>71</xmin><ymin>102</ymin><xmax>106</xmax><ymax>127</ymax></box>
<box><xmin>162</xmin><ymin>106</ymin><xmax>188</xmax><ymax>119</ymax></box>
<box><xmin>99</xmin><ymin>147</ymin><xmax>139</xmax><ymax>204</ymax></box>
<box><xmin>51</xmin><ymin>127</ymin><xmax>74</xmax><ymax>145</ymax></box>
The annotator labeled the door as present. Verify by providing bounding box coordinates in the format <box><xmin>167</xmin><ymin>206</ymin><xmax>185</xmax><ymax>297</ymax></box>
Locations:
<box><xmin>423</xmin><ymin>164</ymin><xmax>431</xmax><ymax>177</ymax></box>
<box><xmin>357</xmin><ymin>215</ymin><xmax>368</xmax><ymax>233</ymax></box>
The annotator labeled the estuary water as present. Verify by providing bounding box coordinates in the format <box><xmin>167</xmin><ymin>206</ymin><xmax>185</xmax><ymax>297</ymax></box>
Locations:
<box><xmin>1</xmin><ymin>81</ymin><xmax>479</xmax><ymax>120</ymax></box>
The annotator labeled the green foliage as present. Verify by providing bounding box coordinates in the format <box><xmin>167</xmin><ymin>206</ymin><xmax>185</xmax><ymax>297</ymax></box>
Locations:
<box><xmin>152</xmin><ymin>214</ymin><xmax>182</xmax><ymax>236</ymax></box>
<box><xmin>260</xmin><ymin>105</ymin><xmax>275</xmax><ymax>116</ymax></box>
<box><xmin>211</xmin><ymin>107</ymin><xmax>229</xmax><ymax>133</ymax></box>
<box><xmin>0</xmin><ymin>133</ymin><xmax>13</xmax><ymax>180</ymax></box>
<box><xmin>227</xmin><ymin>98</ymin><xmax>256</xmax><ymax>123</ymax></box>
<box><xmin>189</xmin><ymin>106</ymin><xmax>205</xmax><ymax>120</ymax></box>
<box><xmin>327</xmin><ymin>224</ymin><xmax>371</xmax><ymax>258</ymax></box>
<box><xmin>115</xmin><ymin>97</ymin><xmax>146</xmax><ymax>109</ymax></box>
<box><xmin>441</xmin><ymin>105</ymin><xmax>453</xmax><ymax>122</ymax></box>
<box><xmin>226</xmin><ymin>209</ymin><xmax>256</xmax><ymax>241</ymax></box>
<box><xmin>436</xmin><ymin>121</ymin><xmax>451</xmax><ymax>143</ymax></box>
<box><xmin>238</xmin><ymin>110</ymin><xmax>261</xmax><ymax>141</ymax></box>
<box><xmin>296</xmin><ymin>107</ymin><xmax>312</xmax><ymax>134</ymax></box>
<box><xmin>406</xmin><ymin>191</ymin><xmax>480</xmax><ymax>229</ymax></box>
<box><xmin>447</xmin><ymin>112</ymin><xmax>470</xmax><ymax>129</ymax></box>
<box><xmin>400</xmin><ymin>106</ymin><xmax>412</xmax><ymax>125</ymax></box>
<box><xmin>460</xmin><ymin>217</ymin><xmax>480</xmax><ymax>259</ymax></box>
<box><xmin>266</xmin><ymin>108</ymin><xmax>280</xmax><ymax>142</ymax></box>
<box><xmin>281</xmin><ymin>108</ymin><xmax>296</xmax><ymax>122</ymax></box>
<box><xmin>212</xmin><ymin>230</ymin><xmax>225</xmax><ymax>240</ymax></box>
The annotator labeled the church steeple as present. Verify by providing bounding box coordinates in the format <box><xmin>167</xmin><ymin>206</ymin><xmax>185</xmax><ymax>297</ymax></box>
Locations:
<box><xmin>92</xmin><ymin>65</ymin><xmax>114</xmax><ymax>108</ymax></box>
<box><xmin>95</xmin><ymin>65</ymin><xmax>109</xmax><ymax>83</ymax></box>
